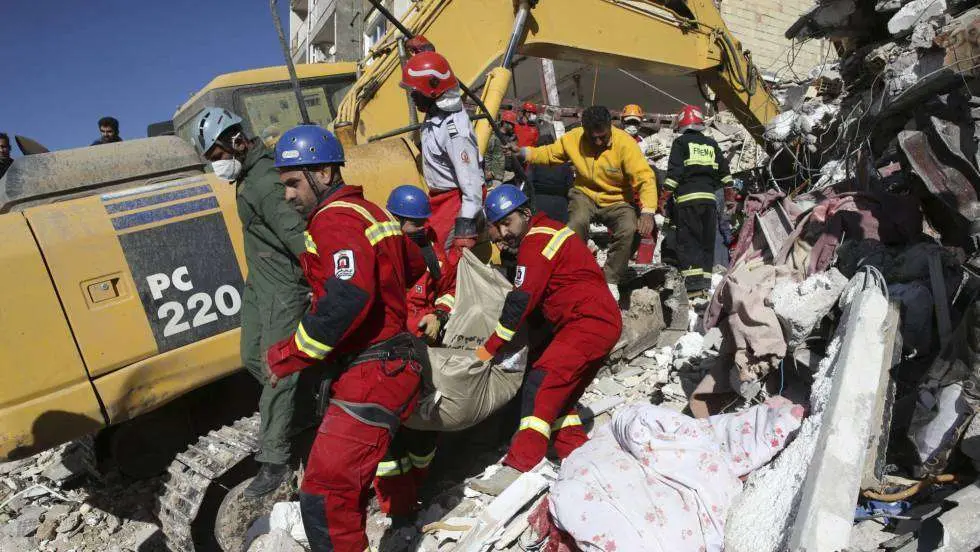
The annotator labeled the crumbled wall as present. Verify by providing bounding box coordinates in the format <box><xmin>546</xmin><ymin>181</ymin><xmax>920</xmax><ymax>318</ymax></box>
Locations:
<box><xmin>721</xmin><ymin>0</ymin><xmax>833</xmax><ymax>78</ymax></box>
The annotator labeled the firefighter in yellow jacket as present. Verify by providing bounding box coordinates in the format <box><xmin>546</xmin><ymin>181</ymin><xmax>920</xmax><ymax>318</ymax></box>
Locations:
<box><xmin>515</xmin><ymin>105</ymin><xmax>657</xmax><ymax>300</ymax></box>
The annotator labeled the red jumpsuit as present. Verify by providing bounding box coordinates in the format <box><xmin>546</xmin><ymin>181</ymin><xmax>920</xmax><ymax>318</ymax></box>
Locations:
<box><xmin>373</xmin><ymin>225</ymin><xmax>457</xmax><ymax>517</ymax></box>
<box><xmin>484</xmin><ymin>213</ymin><xmax>622</xmax><ymax>471</ymax></box>
<box><xmin>514</xmin><ymin>121</ymin><xmax>540</xmax><ymax>149</ymax></box>
<box><xmin>405</xmin><ymin>226</ymin><xmax>458</xmax><ymax>333</ymax></box>
<box><xmin>267</xmin><ymin>185</ymin><xmax>427</xmax><ymax>552</ymax></box>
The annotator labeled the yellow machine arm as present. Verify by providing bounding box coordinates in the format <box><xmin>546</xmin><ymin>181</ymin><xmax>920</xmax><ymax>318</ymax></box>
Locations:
<box><xmin>337</xmin><ymin>0</ymin><xmax>780</xmax><ymax>148</ymax></box>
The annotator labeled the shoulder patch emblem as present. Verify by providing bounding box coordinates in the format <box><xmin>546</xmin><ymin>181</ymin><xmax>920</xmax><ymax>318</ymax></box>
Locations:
<box><xmin>515</xmin><ymin>265</ymin><xmax>526</xmax><ymax>287</ymax></box>
<box><xmin>460</xmin><ymin>150</ymin><xmax>471</xmax><ymax>164</ymax></box>
<box><xmin>447</xmin><ymin>120</ymin><xmax>459</xmax><ymax>138</ymax></box>
<box><xmin>333</xmin><ymin>249</ymin><xmax>355</xmax><ymax>280</ymax></box>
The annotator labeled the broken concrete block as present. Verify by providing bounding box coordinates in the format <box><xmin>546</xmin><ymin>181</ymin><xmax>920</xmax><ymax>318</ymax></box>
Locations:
<box><xmin>788</xmin><ymin>279</ymin><xmax>897</xmax><ymax>552</ymax></box>
<box><xmin>56</xmin><ymin>511</ymin><xmax>82</xmax><ymax>534</ymax></box>
<box><xmin>770</xmin><ymin>269</ymin><xmax>848</xmax><ymax>348</ymax></box>
<box><xmin>455</xmin><ymin>466</ymin><xmax>552</xmax><ymax>551</ymax></box>
<box><xmin>247</xmin><ymin>529</ymin><xmax>306</xmax><ymax>552</ymax></box>
<box><xmin>889</xmin><ymin>0</ymin><xmax>947</xmax><ymax>35</ymax></box>
<box><xmin>915</xmin><ymin>478</ymin><xmax>980</xmax><ymax>551</ymax></box>
<box><xmin>593</xmin><ymin>378</ymin><xmax>626</xmax><ymax>396</ymax></box>
<box><xmin>0</xmin><ymin>535</ymin><xmax>33</xmax><ymax>552</ymax></box>
<box><xmin>2</xmin><ymin>505</ymin><xmax>44</xmax><ymax>537</ymax></box>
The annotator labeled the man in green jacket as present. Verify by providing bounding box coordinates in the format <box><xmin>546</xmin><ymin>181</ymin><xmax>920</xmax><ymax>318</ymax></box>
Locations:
<box><xmin>194</xmin><ymin>108</ymin><xmax>310</xmax><ymax>497</ymax></box>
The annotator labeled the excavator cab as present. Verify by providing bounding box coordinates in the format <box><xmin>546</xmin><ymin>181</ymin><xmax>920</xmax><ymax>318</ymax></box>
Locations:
<box><xmin>171</xmin><ymin>63</ymin><xmax>358</xmax><ymax>150</ymax></box>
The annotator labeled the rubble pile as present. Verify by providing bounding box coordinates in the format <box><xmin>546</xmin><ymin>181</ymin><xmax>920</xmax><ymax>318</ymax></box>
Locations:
<box><xmin>0</xmin><ymin>441</ymin><xmax>167</xmax><ymax>552</ymax></box>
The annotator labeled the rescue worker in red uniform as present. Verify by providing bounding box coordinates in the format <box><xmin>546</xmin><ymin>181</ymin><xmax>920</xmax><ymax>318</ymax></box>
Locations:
<box><xmin>401</xmin><ymin>51</ymin><xmax>485</xmax><ymax>257</ymax></box>
<box><xmin>387</xmin><ymin>185</ymin><xmax>458</xmax><ymax>342</ymax></box>
<box><xmin>470</xmin><ymin>185</ymin><xmax>623</xmax><ymax>496</ymax></box>
<box><xmin>265</xmin><ymin>125</ymin><xmax>428</xmax><ymax>552</ymax></box>
<box><xmin>514</xmin><ymin>101</ymin><xmax>541</xmax><ymax>148</ymax></box>
<box><xmin>370</xmin><ymin>185</ymin><xmax>458</xmax><ymax>527</ymax></box>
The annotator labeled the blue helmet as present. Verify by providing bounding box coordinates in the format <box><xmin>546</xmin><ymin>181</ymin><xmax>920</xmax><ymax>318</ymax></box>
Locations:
<box><xmin>387</xmin><ymin>185</ymin><xmax>432</xmax><ymax>219</ymax></box>
<box><xmin>274</xmin><ymin>124</ymin><xmax>345</xmax><ymax>169</ymax></box>
<box><xmin>485</xmin><ymin>184</ymin><xmax>529</xmax><ymax>223</ymax></box>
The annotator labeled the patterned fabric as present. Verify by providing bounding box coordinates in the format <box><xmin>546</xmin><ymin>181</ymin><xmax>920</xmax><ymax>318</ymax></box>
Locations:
<box><xmin>550</xmin><ymin>399</ymin><xmax>803</xmax><ymax>552</ymax></box>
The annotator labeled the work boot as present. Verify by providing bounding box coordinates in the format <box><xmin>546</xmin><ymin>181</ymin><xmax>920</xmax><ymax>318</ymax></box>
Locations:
<box><xmin>468</xmin><ymin>465</ymin><xmax>522</xmax><ymax>497</ymax></box>
<box><xmin>379</xmin><ymin>515</ymin><xmax>421</xmax><ymax>552</ymax></box>
<box><xmin>244</xmin><ymin>463</ymin><xmax>290</xmax><ymax>498</ymax></box>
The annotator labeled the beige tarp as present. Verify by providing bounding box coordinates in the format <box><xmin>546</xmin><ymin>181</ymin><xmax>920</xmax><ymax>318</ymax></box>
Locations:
<box><xmin>405</xmin><ymin>250</ymin><xmax>527</xmax><ymax>431</ymax></box>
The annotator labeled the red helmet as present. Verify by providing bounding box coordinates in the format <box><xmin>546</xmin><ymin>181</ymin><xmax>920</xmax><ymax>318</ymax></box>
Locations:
<box><xmin>401</xmin><ymin>52</ymin><xmax>458</xmax><ymax>99</ymax></box>
<box><xmin>677</xmin><ymin>105</ymin><xmax>705</xmax><ymax>129</ymax></box>
<box><xmin>500</xmin><ymin>110</ymin><xmax>519</xmax><ymax>124</ymax></box>
<box><xmin>521</xmin><ymin>101</ymin><xmax>538</xmax><ymax>114</ymax></box>
<box><xmin>405</xmin><ymin>35</ymin><xmax>435</xmax><ymax>55</ymax></box>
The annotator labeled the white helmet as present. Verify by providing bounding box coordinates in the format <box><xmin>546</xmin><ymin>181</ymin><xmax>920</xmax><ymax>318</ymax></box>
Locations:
<box><xmin>192</xmin><ymin>107</ymin><xmax>243</xmax><ymax>154</ymax></box>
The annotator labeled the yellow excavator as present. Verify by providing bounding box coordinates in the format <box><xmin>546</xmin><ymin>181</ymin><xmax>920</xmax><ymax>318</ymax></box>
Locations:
<box><xmin>0</xmin><ymin>1</ymin><xmax>779</xmax><ymax>550</ymax></box>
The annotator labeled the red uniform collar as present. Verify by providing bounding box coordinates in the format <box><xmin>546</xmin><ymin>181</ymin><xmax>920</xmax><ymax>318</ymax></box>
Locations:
<box><xmin>307</xmin><ymin>184</ymin><xmax>364</xmax><ymax>223</ymax></box>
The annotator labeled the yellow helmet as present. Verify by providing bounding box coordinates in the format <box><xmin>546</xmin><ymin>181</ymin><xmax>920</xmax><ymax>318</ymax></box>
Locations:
<box><xmin>622</xmin><ymin>104</ymin><xmax>644</xmax><ymax>121</ymax></box>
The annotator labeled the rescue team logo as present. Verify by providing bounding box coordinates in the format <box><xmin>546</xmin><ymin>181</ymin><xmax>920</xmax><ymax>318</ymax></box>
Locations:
<box><xmin>515</xmin><ymin>265</ymin><xmax>526</xmax><ymax>287</ymax></box>
<box><xmin>415</xmin><ymin>285</ymin><xmax>424</xmax><ymax>293</ymax></box>
<box><xmin>334</xmin><ymin>249</ymin><xmax>356</xmax><ymax>280</ymax></box>
<box><xmin>461</xmin><ymin>150</ymin><xmax>471</xmax><ymax>164</ymax></box>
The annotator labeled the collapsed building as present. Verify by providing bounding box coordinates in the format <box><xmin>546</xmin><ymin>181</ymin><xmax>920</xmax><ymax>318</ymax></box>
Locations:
<box><xmin>6</xmin><ymin>3</ymin><xmax>980</xmax><ymax>552</ymax></box>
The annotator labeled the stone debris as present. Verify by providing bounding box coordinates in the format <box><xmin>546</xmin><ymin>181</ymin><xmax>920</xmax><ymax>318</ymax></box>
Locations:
<box><xmin>0</xmin><ymin>441</ymin><xmax>167</xmax><ymax>552</ymax></box>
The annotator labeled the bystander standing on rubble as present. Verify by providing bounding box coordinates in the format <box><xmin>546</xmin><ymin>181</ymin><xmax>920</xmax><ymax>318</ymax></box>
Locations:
<box><xmin>663</xmin><ymin>105</ymin><xmax>733</xmax><ymax>298</ymax></box>
<box><xmin>484</xmin><ymin>110</ymin><xmax>518</xmax><ymax>188</ymax></box>
<box><xmin>621</xmin><ymin>103</ymin><xmax>645</xmax><ymax>142</ymax></box>
<box><xmin>90</xmin><ymin>116</ymin><xmax>121</xmax><ymax>146</ymax></box>
<box><xmin>513</xmin><ymin>105</ymin><xmax>657</xmax><ymax>300</ymax></box>
<box><xmin>514</xmin><ymin>101</ymin><xmax>540</xmax><ymax>148</ymax></box>
<box><xmin>0</xmin><ymin>132</ymin><xmax>12</xmax><ymax>179</ymax></box>
<box><xmin>192</xmin><ymin>107</ymin><xmax>311</xmax><ymax>498</ymax></box>
<box><xmin>469</xmin><ymin>184</ymin><xmax>622</xmax><ymax>496</ymax></box>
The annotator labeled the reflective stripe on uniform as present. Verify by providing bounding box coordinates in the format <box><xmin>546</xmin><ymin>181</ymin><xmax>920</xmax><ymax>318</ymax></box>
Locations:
<box><xmin>664</xmin><ymin>178</ymin><xmax>679</xmax><ymax>190</ymax></box>
<box><xmin>294</xmin><ymin>321</ymin><xmax>333</xmax><ymax>359</ymax></box>
<box><xmin>519</xmin><ymin>416</ymin><xmax>552</xmax><ymax>438</ymax></box>
<box><xmin>435</xmin><ymin>294</ymin><xmax>455</xmax><ymax>309</ymax></box>
<box><xmin>526</xmin><ymin>227</ymin><xmax>557</xmax><ymax>237</ymax></box>
<box><xmin>375</xmin><ymin>457</ymin><xmax>412</xmax><ymax>477</ymax></box>
<box><xmin>681</xmin><ymin>268</ymin><xmax>705</xmax><ymax>278</ymax></box>
<box><xmin>325</xmin><ymin>201</ymin><xmax>403</xmax><ymax>246</ymax></box>
<box><xmin>494</xmin><ymin>322</ymin><xmax>515</xmax><ymax>342</ymax></box>
<box><xmin>542</xmin><ymin>227</ymin><xmax>575</xmax><ymax>260</ymax></box>
<box><xmin>552</xmin><ymin>414</ymin><xmax>582</xmax><ymax>430</ymax></box>
<box><xmin>721</xmin><ymin>175</ymin><xmax>733</xmax><ymax>184</ymax></box>
<box><xmin>676</xmin><ymin>192</ymin><xmax>717</xmax><ymax>204</ymax></box>
<box><xmin>409</xmin><ymin>449</ymin><xmax>436</xmax><ymax>469</ymax></box>
<box><xmin>304</xmin><ymin>231</ymin><xmax>318</xmax><ymax>255</ymax></box>
<box><xmin>364</xmin><ymin>220</ymin><xmax>402</xmax><ymax>246</ymax></box>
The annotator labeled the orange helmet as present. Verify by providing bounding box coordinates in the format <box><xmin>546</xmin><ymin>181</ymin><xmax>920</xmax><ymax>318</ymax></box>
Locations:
<box><xmin>500</xmin><ymin>110</ymin><xmax>519</xmax><ymax>124</ymax></box>
<box><xmin>677</xmin><ymin>105</ymin><xmax>705</xmax><ymax>129</ymax></box>
<box><xmin>521</xmin><ymin>101</ymin><xmax>538</xmax><ymax>114</ymax></box>
<box><xmin>622</xmin><ymin>104</ymin><xmax>644</xmax><ymax>122</ymax></box>
<box><xmin>400</xmin><ymin>52</ymin><xmax>458</xmax><ymax>99</ymax></box>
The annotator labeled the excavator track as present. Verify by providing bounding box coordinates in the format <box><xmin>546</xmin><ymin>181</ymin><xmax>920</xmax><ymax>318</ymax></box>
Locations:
<box><xmin>158</xmin><ymin>413</ymin><xmax>261</xmax><ymax>552</ymax></box>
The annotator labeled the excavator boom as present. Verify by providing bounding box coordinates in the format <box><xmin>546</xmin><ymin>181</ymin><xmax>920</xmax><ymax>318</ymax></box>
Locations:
<box><xmin>339</xmin><ymin>0</ymin><xmax>780</xmax><ymax>145</ymax></box>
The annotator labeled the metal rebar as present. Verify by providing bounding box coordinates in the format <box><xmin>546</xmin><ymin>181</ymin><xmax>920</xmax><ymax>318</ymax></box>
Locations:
<box><xmin>270</xmin><ymin>0</ymin><xmax>311</xmax><ymax>124</ymax></box>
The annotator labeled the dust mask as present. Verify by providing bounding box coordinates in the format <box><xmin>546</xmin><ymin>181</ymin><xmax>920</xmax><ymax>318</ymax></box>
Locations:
<box><xmin>527</xmin><ymin>114</ymin><xmax>538</xmax><ymax>123</ymax></box>
<box><xmin>625</xmin><ymin>125</ymin><xmax>640</xmax><ymax>136</ymax></box>
<box><xmin>212</xmin><ymin>158</ymin><xmax>243</xmax><ymax>181</ymax></box>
